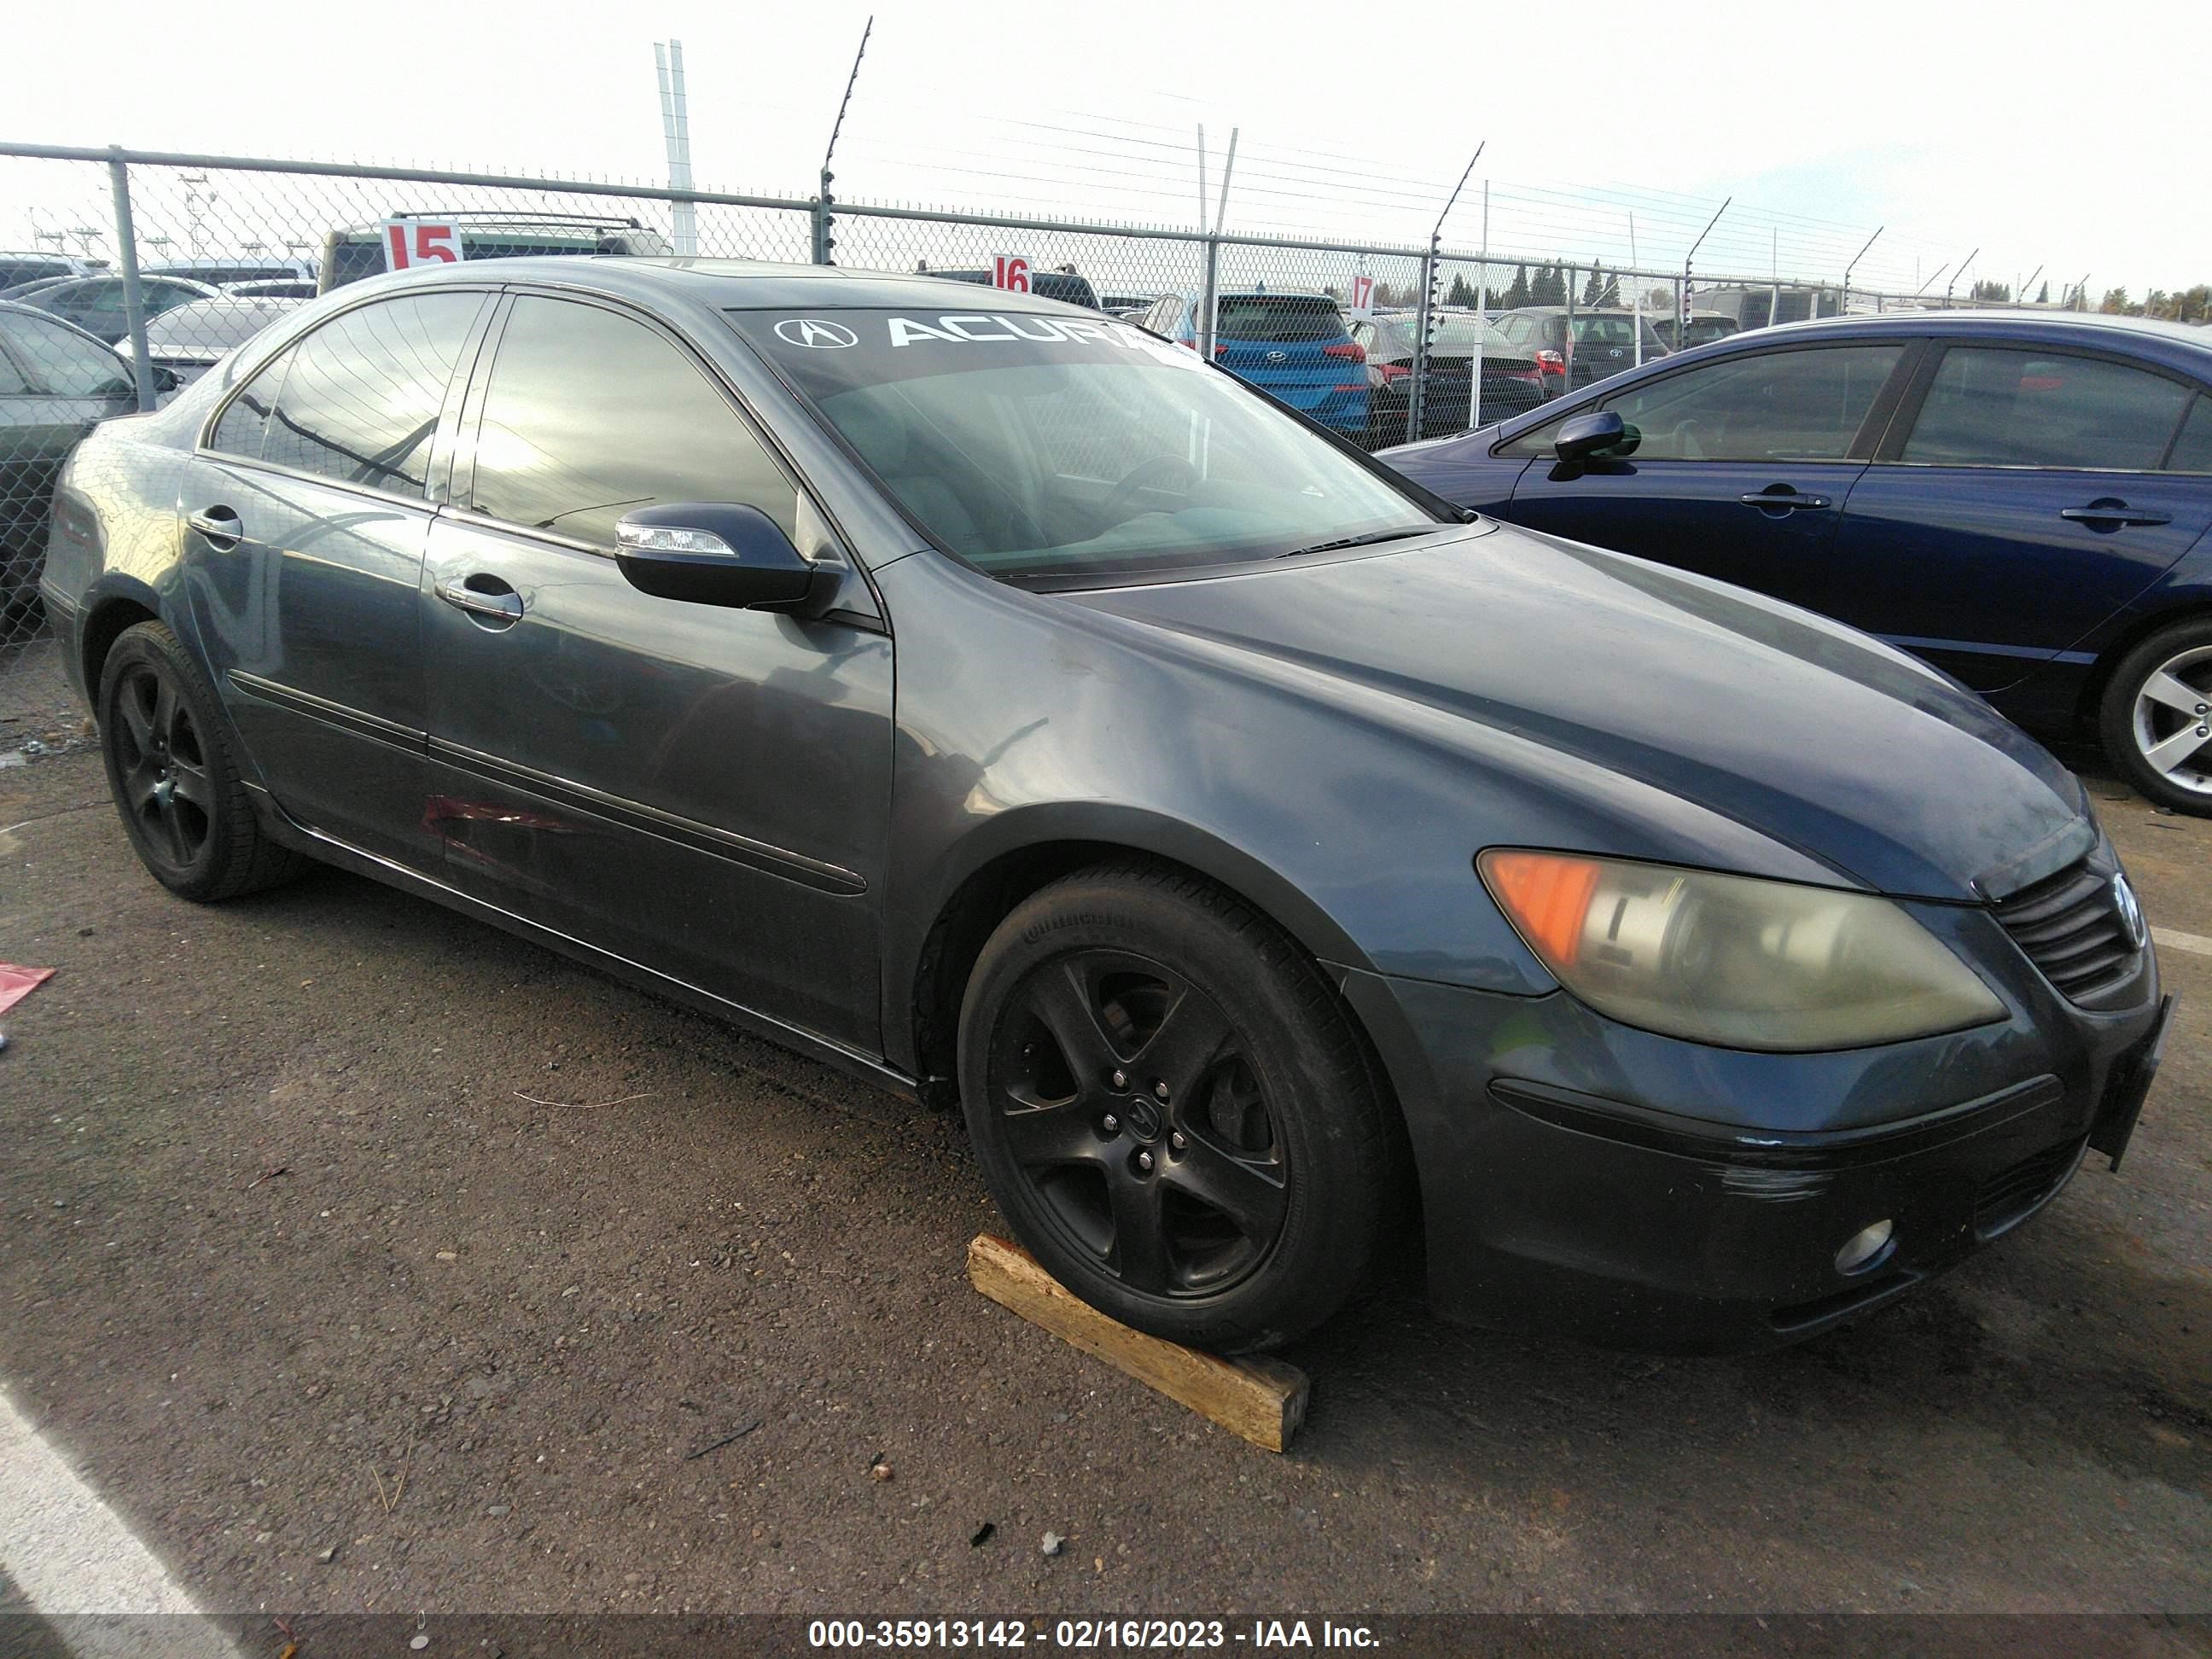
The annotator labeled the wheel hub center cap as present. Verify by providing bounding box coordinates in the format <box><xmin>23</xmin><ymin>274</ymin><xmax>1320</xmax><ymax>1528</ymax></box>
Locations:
<box><xmin>153</xmin><ymin>777</ymin><xmax>176</xmax><ymax>808</ymax></box>
<box><xmin>1123</xmin><ymin>1098</ymin><xmax>1163</xmax><ymax>1143</ymax></box>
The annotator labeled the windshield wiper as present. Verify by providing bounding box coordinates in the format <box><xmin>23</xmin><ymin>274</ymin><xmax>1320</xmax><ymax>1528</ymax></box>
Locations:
<box><xmin>1276</xmin><ymin>527</ymin><xmax>1433</xmax><ymax>560</ymax></box>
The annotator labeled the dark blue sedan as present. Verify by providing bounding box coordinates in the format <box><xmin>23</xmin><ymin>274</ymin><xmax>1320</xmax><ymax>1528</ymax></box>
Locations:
<box><xmin>1382</xmin><ymin>311</ymin><xmax>2212</xmax><ymax>811</ymax></box>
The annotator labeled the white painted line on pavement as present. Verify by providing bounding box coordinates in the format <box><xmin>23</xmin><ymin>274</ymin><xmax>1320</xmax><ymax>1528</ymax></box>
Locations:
<box><xmin>0</xmin><ymin>1384</ymin><xmax>242</xmax><ymax>1656</ymax></box>
<box><xmin>2153</xmin><ymin>926</ymin><xmax>2212</xmax><ymax>958</ymax></box>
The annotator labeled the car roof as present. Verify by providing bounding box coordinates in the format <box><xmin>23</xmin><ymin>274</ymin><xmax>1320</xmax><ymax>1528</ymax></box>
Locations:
<box><xmin>345</xmin><ymin>255</ymin><xmax>1115</xmax><ymax>317</ymax></box>
<box><xmin>1743</xmin><ymin>306</ymin><xmax>2212</xmax><ymax>352</ymax></box>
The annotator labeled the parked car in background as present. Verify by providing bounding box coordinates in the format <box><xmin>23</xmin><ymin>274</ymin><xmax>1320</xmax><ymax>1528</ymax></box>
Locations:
<box><xmin>1696</xmin><ymin>284</ymin><xmax>1843</xmax><ymax>330</ymax></box>
<box><xmin>222</xmin><ymin>280</ymin><xmax>320</xmax><ymax>300</ymax></box>
<box><xmin>41</xmin><ymin>259</ymin><xmax>2169</xmax><ymax>1357</ymax></box>
<box><xmin>1489</xmin><ymin>306</ymin><xmax>1671</xmax><ymax>394</ymax></box>
<box><xmin>318</xmin><ymin>213</ymin><xmax>672</xmax><ymax>294</ymax></box>
<box><xmin>0</xmin><ymin>252</ymin><xmax>96</xmax><ymax>291</ymax></box>
<box><xmin>1351</xmin><ymin>309</ymin><xmax>1545</xmax><ymax>444</ymax></box>
<box><xmin>0</xmin><ymin>300</ymin><xmax>151</xmax><ymax>615</ymax></box>
<box><xmin>934</xmin><ymin>268</ymin><xmax>1103</xmax><ymax>309</ymax></box>
<box><xmin>1651</xmin><ymin>310</ymin><xmax>1743</xmax><ymax>352</ymax></box>
<box><xmin>114</xmin><ymin>294</ymin><xmax>302</xmax><ymax>396</ymax></box>
<box><xmin>146</xmin><ymin>258</ymin><xmax>317</xmax><ymax>287</ymax></box>
<box><xmin>1381</xmin><ymin>311</ymin><xmax>2212</xmax><ymax>811</ymax></box>
<box><xmin>1138</xmin><ymin>288</ymin><xmax>1370</xmax><ymax>439</ymax></box>
<box><xmin>24</xmin><ymin>273</ymin><xmax>222</xmax><ymax>344</ymax></box>
<box><xmin>0</xmin><ymin>275</ymin><xmax>82</xmax><ymax>306</ymax></box>
<box><xmin>1097</xmin><ymin>292</ymin><xmax>1160</xmax><ymax>319</ymax></box>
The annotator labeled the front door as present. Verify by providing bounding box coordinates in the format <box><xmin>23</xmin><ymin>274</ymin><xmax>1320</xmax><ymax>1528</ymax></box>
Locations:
<box><xmin>1817</xmin><ymin>343</ymin><xmax>2212</xmax><ymax>692</ymax></box>
<box><xmin>181</xmin><ymin>288</ymin><xmax>490</xmax><ymax>866</ymax></box>
<box><xmin>1500</xmin><ymin>340</ymin><xmax>1910</xmax><ymax>602</ymax></box>
<box><xmin>422</xmin><ymin>293</ymin><xmax>894</xmax><ymax>1051</ymax></box>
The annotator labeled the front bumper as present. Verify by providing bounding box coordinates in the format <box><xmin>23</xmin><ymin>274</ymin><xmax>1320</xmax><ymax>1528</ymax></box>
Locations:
<box><xmin>1341</xmin><ymin>895</ymin><xmax>2167</xmax><ymax>1354</ymax></box>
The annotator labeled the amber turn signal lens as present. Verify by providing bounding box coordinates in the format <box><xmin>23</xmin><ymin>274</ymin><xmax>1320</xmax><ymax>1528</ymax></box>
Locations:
<box><xmin>1479</xmin><ymin>850</ymin><xmax>1603</xmax><ymax>968</ymax></box>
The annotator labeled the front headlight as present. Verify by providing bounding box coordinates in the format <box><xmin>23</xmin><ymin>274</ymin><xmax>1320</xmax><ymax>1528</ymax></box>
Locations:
<box><xmin>1477</xmin><ymin>849</ymin><xmax>2005</xmax><ymax>1051</ymax></box>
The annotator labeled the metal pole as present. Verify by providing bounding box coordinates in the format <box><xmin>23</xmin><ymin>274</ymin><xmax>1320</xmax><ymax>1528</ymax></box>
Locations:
<box><xmin>1683</xmin><ymin>197</ymin><xmax>1729</xmax><ymax>338</ymax></box>
<box><xmin>1195</xmin><ymin>126</ymin><xmax>1208</xmax><ymax>235</ymax></box>
<box><xmin>1629</xmin><ymin>212</ymin><xmax>1641</xmax><ymax>366</ymax></box>
<box><xmin>1471</xmin><ymin>181</ymin><xmax>1489</xmax><ymax>431</ymax></box>
<box><xmin>654</xmin><ymin>41</ymin><xmax>697</xmax><ymax>257</ymax></box>
<box><xmin>1199</xmin><ymin>235</ymin><xmax>1220</xmax><ymax>363</ymax></box>
<box><xmin>1564</xmin><ymin>262</ymin><xmax>1576</xmax><ymax>394</ymax></box>
<box><xmin>813</xmin><ymin>15</ymin><xmax>872</xmax><ymax>265</ymax></box>
<box><xmin>1913</xmin><ymin>263</ymin><xmax>1949</xmax><ymax>298</ymax></box>
<box><xmin>107</xmin><ymin>149</ymin><xmax>155</xmax><ymax>411</ymax></box>
<box><xmin>1410</xmin><ymin>144</ymin><xmax>1482</xmax><ymax>445</ymax></box>
<box><xmin>1842</xmin><ymin>225</ymin><xmax>1882</xmax><ymax>314</ymax></box>
<box><xmin>1945</xmin><ymin>247</ymin><xmax>1978</xmax><ymax>304</ymax></box>
<box><xmin>1213</xmin><ymin>128</ymin><xmax>1237</xmax><ymax>233</ymax></box>
<box><xmin>2019</xmin><ymin>264</ymin><xmax>2043</xmax><ymax>305</ymax></box>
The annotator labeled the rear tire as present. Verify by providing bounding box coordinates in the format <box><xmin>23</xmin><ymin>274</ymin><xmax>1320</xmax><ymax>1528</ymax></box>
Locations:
<box><xmin>97</xmin><ymin>620</ymin><xmax>308</xmax><ymax>900</ymax></box>
<box><xmin>957</xmin><ymin>860</ymin><xmax>1395</xmax><ymax>1353</ymax></box>
<box><xmin>2099</xmin><ymin>619</ymin><xmax>2212</xmax><ymax>815</ymax></box>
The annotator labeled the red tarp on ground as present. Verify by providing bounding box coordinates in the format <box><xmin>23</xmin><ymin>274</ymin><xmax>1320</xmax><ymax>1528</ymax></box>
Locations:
<box><xmin>0</xmin><ymin>964</ymin><xmax>55</xmax><ymax>1016</ymax></box>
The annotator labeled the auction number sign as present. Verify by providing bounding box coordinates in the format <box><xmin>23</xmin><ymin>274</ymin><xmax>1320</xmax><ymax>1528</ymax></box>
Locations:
<box><xmin>990</xmin><ymin>254</ymin><xmax>1032</xmax><ymax>293</ymax></box>
<box><xmin>381</xmin><ymin>220</ymin><xmax>468</xmax><ymax>272</ymax></box>
<box><xmin>1348</xmin><ymin>273</ymin><xmax>1376</xmax><ymax>317</ymax></box>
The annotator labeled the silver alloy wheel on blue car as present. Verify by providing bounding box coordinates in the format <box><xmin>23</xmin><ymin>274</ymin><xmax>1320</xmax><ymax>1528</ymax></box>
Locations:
<box><xmin>2102</xmin><ymin>620</ymin><xmax>2212</xmax><ymax>813</ymax></box>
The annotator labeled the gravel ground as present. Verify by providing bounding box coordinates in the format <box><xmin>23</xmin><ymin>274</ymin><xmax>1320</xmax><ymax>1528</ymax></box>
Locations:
<box><xmin>1</xmin><ymin>647</ymin><xmax>2207</xmax><ymax>1622</ymax></box>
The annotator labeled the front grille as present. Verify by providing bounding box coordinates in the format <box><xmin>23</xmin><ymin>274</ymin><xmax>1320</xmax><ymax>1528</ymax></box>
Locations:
<box><xmin>1993</xmin><ymin>859</ymin><xmax>2138</xmax><ymax>1002</ymax></box>
<box><xmin>1974</xmin><ymin>1136</ymin><xmax>2087</xmax><ymax>1237</ymax></box>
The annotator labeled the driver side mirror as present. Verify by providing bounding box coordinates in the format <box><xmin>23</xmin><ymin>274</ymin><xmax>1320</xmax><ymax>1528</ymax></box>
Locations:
<box><xmin>1548</xmin><ymin>410</ymin><xmax>1633</xmax><ymax>480</ymax></box>
<box><xmin>614</xmin><ymin>503</ymin><xmax>836</xmax><ymax>617</ymax></box>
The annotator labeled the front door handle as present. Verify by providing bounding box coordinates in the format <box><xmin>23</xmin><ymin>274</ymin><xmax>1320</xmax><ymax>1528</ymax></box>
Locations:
<box><xmin>2061</xmin><ymin>500</ymin><xmax>2173</xmax><ymax>529</ymax></box>
<box><xmin>187</xmin><ymin>505</ymin><xmax>242</xmax><ymax>549</ymax></box>
<box><xmin>434</xmin><ymin>574</ymin><xmax>525</xmax><ymax>624</ymax></box>
<box><xmin>1738</xmin><ymin>489</ymin><xmax>1832</xmax><ymax>511</ymax></box>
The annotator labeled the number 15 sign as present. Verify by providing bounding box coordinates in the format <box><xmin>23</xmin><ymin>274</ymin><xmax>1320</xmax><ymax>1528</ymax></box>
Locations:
<box><xmin>381</xmin><ymin>220</ymin><xmax>467</xmax><ymax>271</ymax></box>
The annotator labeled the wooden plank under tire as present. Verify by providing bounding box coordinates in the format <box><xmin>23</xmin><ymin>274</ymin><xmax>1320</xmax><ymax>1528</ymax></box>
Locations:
<box><xmin>964</xmin><ymin>1233</ymin><xmax>1309</xmax><ymax>1453</ymax></box>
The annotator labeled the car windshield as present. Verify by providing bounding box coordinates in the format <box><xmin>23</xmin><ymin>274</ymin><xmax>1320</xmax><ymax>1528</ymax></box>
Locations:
<box><xmin>731</xmin><ymin>307</ymin><xmax>1435</xmax><ymax>585</ymax></box>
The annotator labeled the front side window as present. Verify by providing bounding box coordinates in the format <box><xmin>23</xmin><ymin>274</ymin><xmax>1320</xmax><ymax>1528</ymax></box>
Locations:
<box><xmin>257</xmin><ymin>293</ymin><xmax>481</xmax><ymax>495</ymax></box>
<box><xmin>1901</xmin><ymin>346</ymin><xmax>2193</xmax><ymax>471</ymax></box>
<box><xmin>469</xmin><ymin>296</ymin><xmax>797</xmax><ymax>547</ymax></box>
<box><xmin>1</xmin><ymin>312</ymin><xmax>131</xmax><ymax>398</ymax></box>
<box><xmin>1600</xmin><ymin>344</ymin><xmax>1904</xmax><ymax>463</ymax></box>
<box><xmin>731</xmin><ymin>307</ymin><xmax>1435</xmax><ymax>584</ymax></box>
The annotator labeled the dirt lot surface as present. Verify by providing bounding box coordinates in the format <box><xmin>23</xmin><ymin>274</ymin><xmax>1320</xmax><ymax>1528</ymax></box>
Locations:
<box><xmin>2</xmin><ymin>646</ymin><xmax>2208</xmax><ymax>1624</ymax></box>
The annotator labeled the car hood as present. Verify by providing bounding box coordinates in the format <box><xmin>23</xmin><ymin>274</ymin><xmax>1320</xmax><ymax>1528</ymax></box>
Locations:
<box><xmin>1062</xmin><ymin>524</ymin><xmax>2091</xmax><ymax>902</ymax></box>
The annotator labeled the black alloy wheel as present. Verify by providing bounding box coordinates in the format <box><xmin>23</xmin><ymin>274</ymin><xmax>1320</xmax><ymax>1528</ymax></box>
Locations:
<box><xmin>959</xmin><ymin>862</ymin><xmax>1396</xmax><ymax>1352</ymax></box>
<box><xmin>108</xmin><ymin>655</ymin><xmax>215</xmax><ymax>876</ymax></box>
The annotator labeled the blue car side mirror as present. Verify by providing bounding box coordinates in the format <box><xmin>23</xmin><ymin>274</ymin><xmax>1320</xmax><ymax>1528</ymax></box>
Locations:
<box><xmin>1550</xmin><ymin>410</ymin><xmax>1633</xmax><ymax>480</ymax></box>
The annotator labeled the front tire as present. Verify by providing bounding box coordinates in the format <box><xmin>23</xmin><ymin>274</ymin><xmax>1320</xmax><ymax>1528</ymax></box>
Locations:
<box><xmin>97</xmin><ymin>620</ymin><xmax>307</xmax><ymax>900</ymax></box>
<box><xmin>2099</xmin><ymin>619</ymin><xmax>2212</xmax><ymax>814</ymax></box>
<box><xmin>957</xmin><ymin>861</ymin><xmax>1395</xmax><ymax>1353</ymax></box>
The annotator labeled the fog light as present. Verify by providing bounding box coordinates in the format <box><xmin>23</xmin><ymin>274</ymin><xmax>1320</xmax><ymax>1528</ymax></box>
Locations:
<box><xmin>1835</xmin><ymin>1219</ymin><xmax>1895</xmax><ymax>1275</ymax></box>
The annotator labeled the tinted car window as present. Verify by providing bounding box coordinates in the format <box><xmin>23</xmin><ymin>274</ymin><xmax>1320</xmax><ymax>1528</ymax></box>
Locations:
<box><xmin>1901</xmin><ymin>347</ymin><xmax>2193</xmax><ymax>471</ymax></box>
<box><xmin>1603</xmin><ymin>344</ymin><xmax>1904</xmax><ymax>463</ymax></box>
<box><xmin>2168</xmin><ymin>396</ymin><xmax>2212</xmax><ymax>474</ymax></box>
<box><xmin>470</xmin><ymin>295</ymin><xmax>797</xmax><ymax>548</ymax></box>
<box><xmin>1214</xmin><ymin>297</ymin><xmax>1347</xmax><ymax>342</ymax></box>
<box><xmin>258</xmin><ymin>293</ymin><xmax>480</xmax><ymax>493</ymax></box>
<box><xmin>210</xmin><ymin>355</ymin><xmax>284</xmax><ymax>458</ymax></box>
<box><xmin>2</xmin><ymin>312</ymin><xmax>131</xmax><ymax>397</ymax></box>
<box><xmin>0</xmin><ymin>337</ymin><xmax>30</xmax><ymax>395</ymax></box>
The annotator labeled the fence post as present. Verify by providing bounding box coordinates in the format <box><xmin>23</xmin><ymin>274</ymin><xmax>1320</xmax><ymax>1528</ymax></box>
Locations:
<box><xmin>1406</xmin><ymin>250</ymin><xmax>1436</xmax><ymax>444</ymax></box>
<box><xmin>810</xmin><ymin>172</ymin><xmax>833</xmax><ymax>265</ymax></box>
<box><xmin>107</xmin><ymin>148</ymin><xmax>156</xmax><ymax>411</ymax></box>
<box><xmin>1563</xmin><ymin>265</ymin><xmax>1576</xmax><ymax>399</ymax></box>
<box><xmin>1199</xmin><ymin>235</ymin><xmax>1220</xmax><ymax>362</ymax></box>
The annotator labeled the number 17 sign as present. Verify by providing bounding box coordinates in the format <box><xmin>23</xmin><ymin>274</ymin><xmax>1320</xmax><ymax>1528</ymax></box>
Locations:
<box><xmin>381</xmin><ymin>220</ymin><xmax>466</xmax><ymax>271</ymax></box>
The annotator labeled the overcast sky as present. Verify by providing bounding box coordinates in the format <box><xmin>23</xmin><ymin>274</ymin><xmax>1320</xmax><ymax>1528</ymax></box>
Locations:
<box><xmin>8</xmin><ymin>0</ymin><xmax>2201</xmax><ymax>300</ymax></box>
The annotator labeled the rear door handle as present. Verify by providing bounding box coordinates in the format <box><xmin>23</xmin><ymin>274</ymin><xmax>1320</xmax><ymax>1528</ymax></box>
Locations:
<box><xmin>187</xmin><ymin>505</ymin><xmax>242</xmax><ymax>548</ymax></box>
<box><xmin>2061</xmin><ymin>502</ymin><xmax>2173</xmax><ymax>528</ymax></box>
<box><xmin>434</xmin><ymin>574</ymin><xmax>525</xmax><ymax>624</ymax></box>
<box><xmin>1739</xmin><ymin>490</ymin><xmax>1832</xmax><ymax>511</ymax></box>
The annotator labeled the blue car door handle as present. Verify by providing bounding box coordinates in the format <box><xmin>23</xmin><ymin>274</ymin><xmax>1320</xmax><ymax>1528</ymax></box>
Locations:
<box><xmin>1739</xmin><ymin>490</ymin><xmax>1832</xmax><ymax>511</ymax></box>
<box><xmin>2061</xmin><ymin>501</ymin><xmax>2174</xmax><ymax>528</ymax></box>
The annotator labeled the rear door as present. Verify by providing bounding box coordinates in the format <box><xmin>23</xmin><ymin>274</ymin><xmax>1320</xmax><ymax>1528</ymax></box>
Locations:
<box><xmin>183</xmin><ymin>288</ymin><xmax>492</xmax><ymax>866</ymax></box>
<box><xmin>1498</xmin><ymin>339</ymin><xmax>1912</xmax><ymax>601</ymax></box>
<box><xmin>422</xmin><ymin>292</ymin><xmax>894</xmax><ymax>1051</ymax></box>
<box><xmin>1820</xmin><ymin>342</ymin><xmax>2212</xmax><ymax>691</ymax></box>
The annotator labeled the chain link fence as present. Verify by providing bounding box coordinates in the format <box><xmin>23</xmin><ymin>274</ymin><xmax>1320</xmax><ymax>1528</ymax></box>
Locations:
<box><xmin>0</xmin><ymin>141</ymin><xmax>1938</xmax><ymax>730</ymax></box>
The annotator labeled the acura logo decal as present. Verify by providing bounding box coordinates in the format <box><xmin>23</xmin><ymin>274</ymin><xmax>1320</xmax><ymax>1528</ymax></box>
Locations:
<box><xmin>773</xmin><ymin>317</ymin><xmax>859</xmax><ymax>349</ymax></box>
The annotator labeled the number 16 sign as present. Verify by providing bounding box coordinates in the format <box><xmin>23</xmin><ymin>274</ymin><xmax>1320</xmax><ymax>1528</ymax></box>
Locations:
<box><xmin>991</xmin><ymin>254</ymin><xmax>1032</xmax><ymax>293</ymax></box>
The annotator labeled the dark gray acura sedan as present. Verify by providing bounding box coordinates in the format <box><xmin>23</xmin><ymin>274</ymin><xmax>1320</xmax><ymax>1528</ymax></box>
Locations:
<box><xmin>41</xmin><ymin>259</ymin><xmax>2170</xmax><ymax>1354</ymax></box>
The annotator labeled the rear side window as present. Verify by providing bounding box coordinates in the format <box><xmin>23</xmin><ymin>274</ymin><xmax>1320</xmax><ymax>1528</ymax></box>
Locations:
<box><xmin>467</xmin><ymin>295</ymin><xmax>797</xmax><ymax>549</ymax></box>
<box><xmin>1</xmin><ymin>312</ymin><xmax>131</xmax><ymax>398</ymax></box>
<box><xmin>2168</xmin><ymin>397</ymin><xmax>2212</xmax><ymax>474</ymax></box>
<box><xmin>1214</xmin><ymin>297</ymin><xmax>1347</xmax><ymax>342</ymax></box>
<box><xmin>209</xmin><ymin>356</ymin><xmax>284</xmax><ymax>457</ymax></box>
<box><xmin>1901</xmin><ymin>347</ymin><xmax>2193</xmax><ymax>471</ymax></box>
<box><xmin>257</xmin><ymin>293</ymin><xmax>481</xmax><ymax>495</ymax></box>
<box><xmin>1603</xmin><ymin>344</ymin><xmax>1904</xmax><ymax>463</ymax></box>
